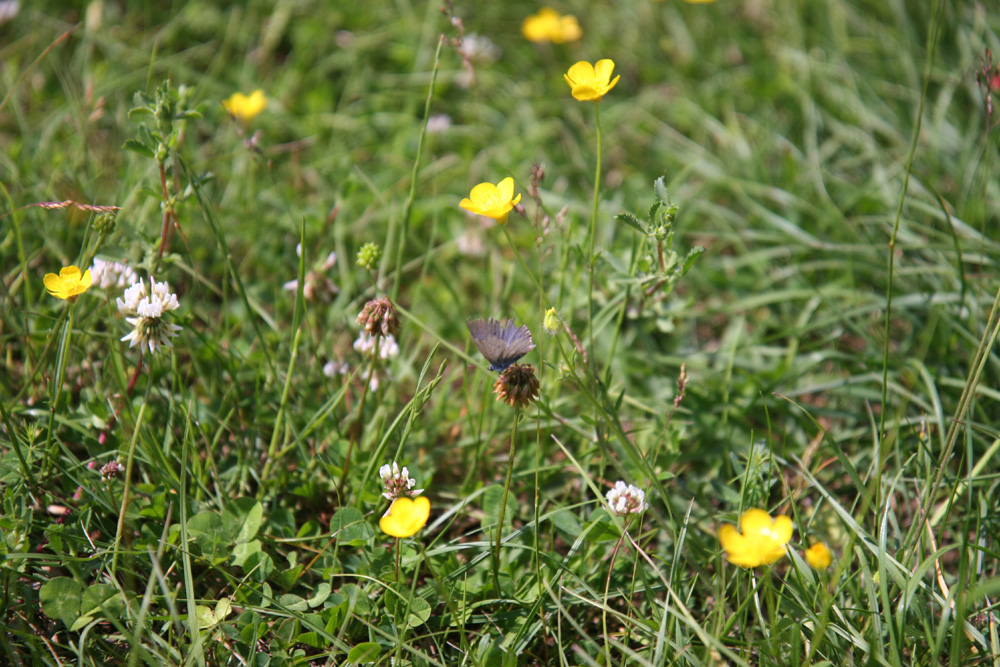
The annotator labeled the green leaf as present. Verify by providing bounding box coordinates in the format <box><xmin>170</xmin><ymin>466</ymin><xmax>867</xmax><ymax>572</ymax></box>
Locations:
<box><xmin>481</xmin><ymin>485</ymin><xmax>516</xmax><ymax>531</ymax></box>
<box><xmin>186</xmin><ymin>511</ymin><xmax>229</xmax><ymax>560</ymax></box>
<box><xmin>232</xmin><ymin>539</ymin><xmax>261</xmax><ymax>567</ymax></box>
<box><xmin>81</xmin><ymin>584</ymin><xmax>123</xmax><ymax>621</ymax></box>
<box><xmin>551</xmin><ymin>509</ymin><xmax>582</xmax><ymax>538</ymax></box>
<box><xmin>243</xmin><ymin>551</ymin><xmax>275</xmax><ymax>582</ymax></box>
<box><xmin>329</xmin><ymin>507</ymin><xmax>374</xmax><ymax>546</ymax></box>
<box><xmin>278</xmin><ymin>593</ymin><xmax>309</xmax><ymax>612</ymax></box>
<box><xmin>223</xmin><ymin>498</ymin><xmax>263</xmax><ymax>544</ymax></box>
<box><xmin>682</xmin><ymin>246</ymin><xmax>706</xmax><ymax>276</ymax></box>
<box><xmin>654</xmin><ymin>176</ymin><xmax>670</xmax><ymax>206</ymax></box>
<box><xmin>615</xmin><ymin>212</ymin><xmax>646</xmax><ymax>235</ymax></box>
<box><xmin>403</xmin><ymin>596</ymin><xmax>431</xmax><ymax>627</ymax></box>
<box><xmin>308</xmin><ymin>582</ymin><xmax>331</xmax><ymax>608</ymax></box>
<box><xmin>122</xmin><ymin>139</ymin><xmax>154</xmax><ymax>158</ymax></box>
<box><xmin>346</xmin><ymin>642</ymin><xmax>381</xmax><ymax>663</ymax></box>
<box><xmin>39</xmin><ymin>577</ymin><xmax>83</xmax><ymax>628</ymax></box>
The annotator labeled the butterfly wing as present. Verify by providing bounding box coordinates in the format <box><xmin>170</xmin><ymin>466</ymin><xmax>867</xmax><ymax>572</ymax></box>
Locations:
<box><xmin>467</xmin><ymin>317</ymin><xmax>536</xmax><ymax>371</ymax></box>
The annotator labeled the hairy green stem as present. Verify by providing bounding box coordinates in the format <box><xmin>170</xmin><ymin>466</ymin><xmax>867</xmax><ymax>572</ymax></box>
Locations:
<box><xmin>492</xmin><ymin>405</ymin><xmax>521</xmax><ymax>593</ymax></box>
<box><xmin>587</xmin><ymin>100</ymin><xmax>603</xmax><ymax>365</ymax></box>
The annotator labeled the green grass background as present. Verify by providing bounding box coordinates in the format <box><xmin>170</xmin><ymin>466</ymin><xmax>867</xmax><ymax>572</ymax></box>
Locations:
<box><xmin>2</xmin><ymin>0</ymin><xmax>1000</xmax><ymax>665</ymax></box>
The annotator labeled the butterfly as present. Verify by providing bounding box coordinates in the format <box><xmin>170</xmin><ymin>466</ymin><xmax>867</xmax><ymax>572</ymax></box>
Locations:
<box><xmin>466</xmin><ymin>317</ymin><xmax>536</xmax><ymax>372</ymax></box>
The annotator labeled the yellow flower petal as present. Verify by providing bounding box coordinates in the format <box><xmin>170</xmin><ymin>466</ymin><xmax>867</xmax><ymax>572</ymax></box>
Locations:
<box><xmin>718</xmin><ymin>508</ymin><xmax>793</xmax><ymax>568</ymax></box>
<box><xmin>571</xmin><ymin>84</ymin><xmax>603</xmax><ymax>102</ymax></box>
<box><xmin>565</xmin><ymin>60</ymin><xmax>619</xmax><ymax>102</ymax></box>
<box><xmin>460</xmin><ymin>178</ymin><xmax>520</xmax><ymax>224</ymax></box>
<box><xmin>44</xmin><ymin>265</ymin><xmax>92</xmax><ymax>300</ymax></box>
<box><xmin>805</xmin><ymin>542</ymin><xmax>834</xmax><ymax>570</ymax></box>
<box><xmin>566</xmin><ymin>60</ymin><xmax>597</xmax><ymax>85</ymax></box>
<box><xmin>379</xmin><ymin>496</ymin><xmax>430</xmax><ymax>538</ymax></box>
<box><xmin>497</xmin><ymin>177</ymin><xmax>515</xmax><ymax>202</ymax></box>
<box><xmin>594</xmin><ymin>59</ymin><xmax>616</xmax><ymax>81</ymax></box>
<box><xmin>223</xmin><ymin>89</ymin><xmax>267</xmax><ymax>123</ymax></box>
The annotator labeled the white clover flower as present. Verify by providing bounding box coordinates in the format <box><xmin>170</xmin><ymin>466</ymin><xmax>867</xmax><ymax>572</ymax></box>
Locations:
<box><xmin>457</xmin><ymin>33</ymin><xmax>500</xmax><ymax>63</ymax></box>
<box><xmin>116</xmin><ymin>282</ymin><xmax>147</xmax><ymax>316</ymax></box>
<box><xmin>284</xmin><ymin>251</ymin><xmax>339</xmax><ymax>302</ymax></box>
<box><xmin>353</xmin><ymin>333</ymin><xmax>398</xmax><ymax>359</ymax></box>
<box><xmin>323</xmin><ymin>360</ymin><xmax>350</xmax><ymax>377</ymax></box>
<box><xmin>606</xmin><ymin>481</ymin><xmax>649</xmax><ymax>517</ymax></box>
<box><xmin>379</xmin><ymin>461</ymin><xmax>423</xmax><ymax>502</ymax></box>
<box><xmin>426</xmin><ymin>114</ymin><xmax>452</xmax><ymax>134</ymax></box>
<box><xmin>90</xmin><ymin>258</ymin><xmax>137</xmax><ymax>290</ymax></box>
<box><xmin>119</xmin><ymin>278</ymin><xmax>183</xmax><ymax>354</ymax></box>
<box><xmin>0</xmin><ymin>1</ymin><xmax>20</xmax><ymax>25</ymax></box>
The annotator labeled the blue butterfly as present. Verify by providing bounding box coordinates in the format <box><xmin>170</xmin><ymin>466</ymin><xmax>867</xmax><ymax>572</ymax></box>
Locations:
<box><xmin>467</xmin><ymin>317</ymin><xmax>535</xmax><ymax>372</ymax></box>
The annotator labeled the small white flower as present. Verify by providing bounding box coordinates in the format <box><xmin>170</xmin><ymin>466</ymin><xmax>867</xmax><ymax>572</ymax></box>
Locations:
<box><xmin>457</xmin><ymin>33</ymin><xmax>500</xmax><ymax>63</ymax></box>
<box><xmin>606</xmin><ymin>481</ymin><xmax>649</xmax><ymax>517</ymax></box>
<box><xmin>117</xmin><ymin>281</ymin><xmax>147</xmax><ymax>316</ymax></box>
<box><xmin>323</xmin><ymin>360</ymin><xmax>350</xmax><ymax>377</ymax></box>
<box><xmin>284</xmin><ymin>250</ymin><xmax>339</xmax><ymax>302</ymax></box>
<box><xmin>353</xmin><ymin>333</ymin><xmax>398</xmax><ymax>359</ymax></box>
<box><xmin>426</xmin><ymin>114</ymin><xmax>452</xmax><ymax>134</ymax></box>
<box><xmin>119</xmin><ymin>278</ymin><xmax>183</xmax><ymax>354</ymax></box>
<box><xmin>379</xmin><ymin>461</ymin><xmax>423</xmax><ymax>502</ymax></box>
<box><xmin>90</xmin><ymin>258</ymin><xmax>137</xmax><ymax>290</ymax></box>
<box><xmin>0</xmin><ymin>1</ymin><xmax>20</xmax><ymax>25</ymax></box>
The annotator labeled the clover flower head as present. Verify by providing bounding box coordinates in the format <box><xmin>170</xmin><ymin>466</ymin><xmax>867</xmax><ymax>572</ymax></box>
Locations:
<box><xmin>0</xmin><ymin>1</ymin><xmax>21</xmax><ymax>25</ymax></box>
<box><xmin>100</xmin><ymin>460</ymin><xmax>125</xmax><ymax>481</ymax></box>
<box><xmin>456</xmin><ymin>33</ymin><xmax>500</xmax><ymax>63</ymax></box>
<box><xmin>118</xmin><ymin>278</ymin><xmax>183</xmax><ymax>354</ymax></box>
<box><xmin>379</xmin><ymin>461</ymin><xmax>424</xmax><ymax>503</ymax></box>
<box><xmin>354</xmin><ymin>333</ymin><xmax>399</xmax><ymax>359</ymax></box>
<box><xmin>493</xmin><ymin>363</ymin><xmax>540</xmax><ymax>408</ymax></box>
<box><xmin>564</xmin><ymin>59</ymin><xmax>620</xmax><ymax>102</ymax></box>
<box><xmin>426</xmin><ymin>114</ymin><xmax>452</xmax><ymax>134</ymax></box>
<box><xmin>460</xmin><ymin>177</ymin><xmax>521</xmax><ymax>224</ymax></box>
<box><xmin>606</xmin><ymin>481</ymin><xmax>649</xmax><ymax>516</ymax></box>
<box><xmin>222</xmin><ymin>89</ymin><xmax>267</xmax><ymax>123</ymax></box>
<box><xmin>522</xmin><ymin>7</ymin><xmax>582</xmax><ymax>44</ymax></box>
<box><xmin>379</xmin><ymin>496</ymin><xmax>430</xmax><ymax>538</ymax></box>
<box><xmin>323</xmin><ymin>360</ymin><xmax>350</xmax><ymax>377</ymax></box>
<box><xmin>718</xmin><ymin>508</ymin><xmax>793</xmax><ymax>568</ymax></box>
<box><xmin>284</xmin><ymin>250</ymin><xmax>339</xmax><ymax>301</ymax></box>
<box><xmin>116</xmin><ymin>281</ymin><xmax>146</xmax><ymax>316</ymax></box>
<box><xmin>357</xmin><ymin>296</ymin><xmax>400</xmax><ymax>338</ymax></box>
<box><xmin>44</xmin><ymin>266</ymin><xmax>92</xmax><ymax>301</ymax></box>
<box><xmin>90</xmin><ymin>258</ymin><xmax>137</xmax><ymax>290</ymax></box>
<box><xmin>805</xmin><ymin>542</ymin><xmax>834</xmax><ymax>570</ymax></box>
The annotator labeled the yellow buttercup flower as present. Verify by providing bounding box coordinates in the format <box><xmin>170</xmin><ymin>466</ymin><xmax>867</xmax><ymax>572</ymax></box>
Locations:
<box><xmin>222</xmin><ymin>89</ymin><xmax>267</xmax><ymax>123</ymax></box>
<box><xmin>43</xmin><ymin>265</ymin><xmax>92</xmax><ymax>301</ymax></box>
<box><xmin>805</xmin><ymin>542</ymin><xmax>834</xmax><ymax>570</ymax></box>
<box><xmin>718</xmin><ymin>508</ymin><xmax>793</xmax><ymax>568</ymax></box>
<box><xmin>459</xmin><ymin>177</ymin><xmax>522</xmax><ymax>224</ymax></box>
<box><xmin>379</xmin><ymin>496</ymin><xmax>430</xmax><ymax>538</ymax></box>
<box><xmin>522</xmin><ymin>8</ymin><xmax>582</xmax><ymax>44</ymax></box>
<box><xmin>564</xmin><ymin>59</ymin><xmax>620</xmax><ymax>102</ymax></box>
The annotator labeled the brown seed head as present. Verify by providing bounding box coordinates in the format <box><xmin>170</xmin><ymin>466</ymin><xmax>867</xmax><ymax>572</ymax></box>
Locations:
<box><xmin>493</xmin><ymin>363</ymin><xmax>540</xmax><ymax>408</ymax></box>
